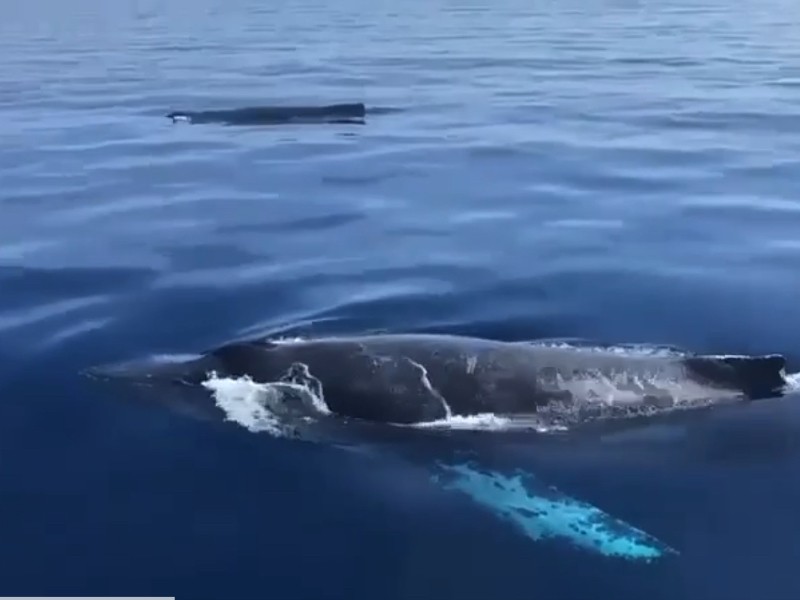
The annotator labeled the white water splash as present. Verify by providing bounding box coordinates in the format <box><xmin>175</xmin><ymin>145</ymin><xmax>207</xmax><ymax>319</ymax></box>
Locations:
<box><xmin>405</xmin><ymin>357</ymin><xmax>453</xmax><ymax>419</ymax></box>
<box><xmin>269</xmin><ymin>336</ymin><xmax>311</xmax><ymax>344</ymax></box>
<box><xmin>413</xmin><ymin>413</ymin><xmax>513</xmax><ymax>431</ymax></box>
<box><xmin>201</xmin><ymin>372</ymin><xmax>329</xmax><ymax>438</ymax></box>
<box><xmin>202</xmin><ymin>373</ymin><xmax>287</xmax><ymax>436</ymax></box>
<box><xmin>410</xmin><ymin>413</ymin><xmax>566</xmax><ymax>433</ymax></box>
<box><xmin>786</xmin><ymin>371</ymin><xmax>800</xmax><ymax>392</ymax></box>
<box><xmin>527</xmin><ymin>341</ymin><xmax>688</xmax><ymax>358</ymax></box>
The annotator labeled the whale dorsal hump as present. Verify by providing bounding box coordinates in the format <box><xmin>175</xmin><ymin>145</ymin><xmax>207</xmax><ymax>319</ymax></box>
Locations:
<box><xmin>684</xmin><ymin>354</ymin><xmax>786</xmax><ymax>399</ymax></box>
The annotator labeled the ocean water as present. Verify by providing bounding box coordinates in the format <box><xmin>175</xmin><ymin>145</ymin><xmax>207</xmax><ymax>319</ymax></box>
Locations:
<box><xmin>2</xmin><ymin>0</ymin><xmax>800</xmax><ymax>597</ymax></box>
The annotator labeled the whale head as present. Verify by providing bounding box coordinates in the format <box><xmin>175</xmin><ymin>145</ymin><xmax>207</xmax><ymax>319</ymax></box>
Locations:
<box><xmin>83</xmin><ymin>340</ymin><xmax>348</xmax><ymax>440</ymax></box>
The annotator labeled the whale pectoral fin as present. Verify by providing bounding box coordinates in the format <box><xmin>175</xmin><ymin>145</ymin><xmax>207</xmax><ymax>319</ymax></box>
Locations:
<box><xmin>430</xmin><ymin>461</ymin><xmax>675</xmax><ymax>562</ymax></box>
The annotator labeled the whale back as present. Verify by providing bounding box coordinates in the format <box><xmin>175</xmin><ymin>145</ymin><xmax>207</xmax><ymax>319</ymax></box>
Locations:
<box><xmin>207</xmin><ymin>335</ymin><xmax>675</xmax><ymax>423</ymax></box>
<box><xmin>166</xmin><ymin>103</ymin><xmax>367</xmax><ymax>126</ymax></box>
<box><xmin>205</xmin><ymin>335</ymin><xmax>789</xmax><ymax>426</ymax></box>
<box><xmin>207</xmin><ymin>337</ymin><xmax>455</xmax><ymax>424</ymax></box>
<box><xmin>85</xmin><ymin>333</ymin><xmax>790</xmax><ymax>430</ymax></box>
<box><xmin>683</xmin><ymin>354</ymin><xmax>786</xmax><ymax>399</ymax></box>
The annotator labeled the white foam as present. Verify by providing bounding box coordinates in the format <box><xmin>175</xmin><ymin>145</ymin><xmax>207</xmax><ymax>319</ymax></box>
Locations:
<box><xmin>410</xmin><ymin>413</ymin><xmax>564</xmax><ymax>433</ymax></box>
<box><xmin>528</xmin><ymin>341</ymin><xmax>687</xmax><ymax>358</ymax></box>
<box><xmin>201</xmin><ymin>372</ymin><xmax>330</xmax><ymax>438</ymax></box>
<box><xmin>405</xmin><ymin>358</ymin><xmax>453</xmax><ymax>419</ymax></box>
<box><xmin>150</xmin><ymin>353</ymin><xmax>205</xmax><ymax>363</ymax></box>
<box><xmin>202</xmin><ymin>373</ymin><xmax>287</xmax><ymax>436</ymax></box>
<box><xmin>269</xmin><ymin>336</ymin><xmax>308</xmax><ymax>344</ymax></box>
<box><xmin>786</xmin><ymin>372</ymin><xmax>800</xmax><ymax>392</ymax></box>
<box><xmin>412</xmin><ymin>413</ymin><xmax>512</xmax><ymax>431</ymax></box>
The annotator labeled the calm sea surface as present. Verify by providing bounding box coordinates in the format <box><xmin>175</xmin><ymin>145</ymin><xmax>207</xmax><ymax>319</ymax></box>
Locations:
<box><xmin>2</xmin><ymin>0</ymin><xmax>800</xmax><ymax>598</ymax></box>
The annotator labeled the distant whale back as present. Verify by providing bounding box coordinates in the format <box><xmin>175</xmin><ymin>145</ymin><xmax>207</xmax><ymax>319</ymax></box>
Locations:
<box><xmin>166</xmin><ymin>103</ymin><xmax>367</xmax><ymax>126</ymax></box>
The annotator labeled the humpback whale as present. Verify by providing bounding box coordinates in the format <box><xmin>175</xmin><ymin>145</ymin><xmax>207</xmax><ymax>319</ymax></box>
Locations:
<box><xmin>166</xmin><ymin>102</ymin><xmax>367</xmax><ymax>126</ymax></box>
<box><xmin>90</xmin><ymin>333</ymin><xmax>790</xmax><ymax>429</ymax></box>
<box><xmin>86</xmin><ymin>333</ymin><xmax>795</xmax><ymax>562</ymax></box>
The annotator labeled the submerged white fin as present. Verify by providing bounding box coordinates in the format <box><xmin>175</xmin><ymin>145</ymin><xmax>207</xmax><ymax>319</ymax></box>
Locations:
<box><xmin>432</xmin><ymin>461</ymin><xmax>676</xmax><ymax>561</ymax></box>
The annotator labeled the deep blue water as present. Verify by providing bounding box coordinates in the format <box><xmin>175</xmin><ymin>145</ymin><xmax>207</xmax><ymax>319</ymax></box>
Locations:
<box><xmin>3</xmin><ymin>0</ymin><xmax>800</xmax><ymax>597</ymax></box>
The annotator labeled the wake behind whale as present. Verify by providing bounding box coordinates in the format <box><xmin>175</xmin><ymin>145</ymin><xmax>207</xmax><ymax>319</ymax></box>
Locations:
<box><xmin>86</xmin><ymin>332</ymin><xmax>797</xmax><ymax>563</ymax></box>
